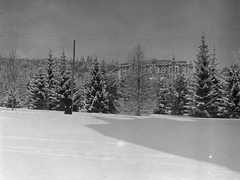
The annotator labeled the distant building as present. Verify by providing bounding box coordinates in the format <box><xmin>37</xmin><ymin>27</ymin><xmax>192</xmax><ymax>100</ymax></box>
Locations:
<box><xmin>118</xmin><ymin>55</ymin><xmax>194</xmax><ymax>81</ymax></box>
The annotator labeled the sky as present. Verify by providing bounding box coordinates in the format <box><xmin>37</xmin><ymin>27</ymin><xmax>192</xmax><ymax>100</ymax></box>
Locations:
<box><xmin>0</xmin><ymin>0</ymin><xmax>239</xmax><ymax>68</ymax></box>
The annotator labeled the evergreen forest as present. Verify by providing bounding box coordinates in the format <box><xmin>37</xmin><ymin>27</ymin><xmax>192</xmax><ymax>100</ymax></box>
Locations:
<box><xmin>1</xmin><ymin>35</ymin><xmax>240</xmax><ymax>118</ymax></box>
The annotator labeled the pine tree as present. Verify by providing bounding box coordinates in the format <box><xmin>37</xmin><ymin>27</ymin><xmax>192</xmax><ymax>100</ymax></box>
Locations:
<box><xmin>170</xmin><ymin>72</ymin><xmax>189</xmax><ymax>115</ymax></box>
<box><xmin>45</xmin><ymin>49</ymin><xmax>59</xmax><ymax>110</ymax></box>
<box><xmin>84</xmin><ymin>58</ymin><xmax>108</xmax><ymax>113</ymax></box>
<box><xmin>189</xmin><ymin>34</ymin><xmax>212</xmax><ymax>117</ymax></box>
<box><xmin>27</xmin><ymin>69</ymin><xmax>48</xmax><ymax>109</ymax></box>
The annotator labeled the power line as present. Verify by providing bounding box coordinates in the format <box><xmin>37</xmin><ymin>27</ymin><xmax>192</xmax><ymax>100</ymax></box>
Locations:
<box><xmin>0</xmin><ymin>31</ymin><xmax>238</xmax><ymax>51</ymax></box>
<box><xmin>0</xmin><ymin>1</ymin><xmax>239</xmax><ymax>52</ymax></box>
<box><xmin>1</xmin><ymin>0</ymin><xmax>239</xmax><ymax>45</ymax></box>
<box><xmin>4</xmin><ymin>0</ymin><xmax>35</xmax><ymax>22</ymax></box>
<box><xmin>0</xmin><ymin>21</ymin><xmax>238</xmax><ymax>48</ymax></box>
<box><xmin>0</xmin><ymin>19</ymin><xmax>238</xmax><ymax>43</ymax></box>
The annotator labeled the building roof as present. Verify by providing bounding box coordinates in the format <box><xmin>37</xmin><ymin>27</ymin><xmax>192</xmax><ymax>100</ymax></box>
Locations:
<box><xmin>150</xmin><ymin>59</ymin><xmax>170</xmax><ymax>64</ymax></box>
<box><xmin>177</xmin><ymin>61</ymin><xmax>188</xmax><ymax>64</ymax></box>
<box><xmin>150</xmin><ymin>59</ymin><xmax>188</xmax><ymax>64</ymax></box>
<box><xmin>119</xmin><ymin>59</ymin><xmax>189</xmax><ymax>67</ymax></box>
<box><xmin>157</xmin><ymin>60</ymin><xmax>172</xmax><ymax>64</ymax></box>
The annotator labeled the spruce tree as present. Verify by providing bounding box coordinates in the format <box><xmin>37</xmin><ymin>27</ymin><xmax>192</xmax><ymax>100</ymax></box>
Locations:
<box><xmin>153</xmin><ymin>78</ymin><xmax>172</xmax><ymax>114</ymax></box>
<box><xmin>56</xmin><ymin>51</ymin><xmax>80</xmax><ymax>111</ymax></box>
<box><xmin>170</xmin><ymin>72</ymin><xmax>189</xmax><ymax>115</ymax></box>
<box><xmin>28</xmin><ymin>69</ymin><xmax>48</xmax><ymax>109</ymax></box>
<box><xmin>207</xmin><ymin>47</ymin><xmax>222</xmax><ymax>117</ymax></box>
<box><xmin>60</xmin><ymin>51</ymin><xmax>67</xmax><ymax>77</ymax></box>
<box><xmin>217</xmin><ymin>47</ymin><xmax>240</xmax><ymax>118</ymax></box>
<box><xmin>56</xmin><ymin>51</ymin><xmax>69</xmax><ymax>110</ymax></box>
<box><xmin>218</xmin><ymin>65</ymin><xmax>240</xmax><ymax>118</ymax></box>
<box><xmin>212</xmin><ymin>73</ymin><xmax>228</xmax><ymax>117</ymax></box>
<box><xmin>99</xmin><ymin>60</ymin><xmax>111</xmax><ymax>113</ymax></box>
<box><xmin>106</xmin><ymin>73</ymin><xmax>119</xmax><ymax>114</ymax></box>
<box><xmin>45</xmin><ymin>50</ymin><xmax>59</xmax><ymax>110</ymax></box>
<box><xmin>189</xmin><ymin>34</ymin><xmax>212</xmax><ymax>117</ymax></box>
<box><xmin>84</xmin><ymin>58</ymin><xmax>108</xmax><ymax>113</ymax></box>
<box><xmin>26</xmin><ymin>80</ymin><xmax>32</xmax><ymax>108</ymax></box>
<box><xmin>100</xmin><ymin>61</ymin><xmax>119</xmax><ymax>114</ymax></box>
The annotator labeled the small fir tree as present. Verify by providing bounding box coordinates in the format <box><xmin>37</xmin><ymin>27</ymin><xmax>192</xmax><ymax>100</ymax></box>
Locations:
<box><xmin>170</xmin><ymin>72</ymin><xmax>189</xmax><ymax>115</ymax></box>
<box><xmin>105</xmin><ymin>73</ymin><xmax>119</xmax><ymax>114</ymax></box>
<box><xmin>99</xmin><ymin>61</ymin><xmax>120</xmax><ymax>114</ymax></box>
<box><xmin>28</xmin><ymin>69</ymin><xmax>48</xmax><ymax>109</ymax></box>
<box><xmin>153</xmin><ymin>77</ymin><xmax>174</xmax><ymax>114</ymax></box>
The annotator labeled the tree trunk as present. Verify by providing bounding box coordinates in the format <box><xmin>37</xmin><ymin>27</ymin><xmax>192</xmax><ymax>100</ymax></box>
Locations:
<box><xmin>12</xmin><ymin>98</ymin><xmax>14</xmax><ymax>111</ymax></box>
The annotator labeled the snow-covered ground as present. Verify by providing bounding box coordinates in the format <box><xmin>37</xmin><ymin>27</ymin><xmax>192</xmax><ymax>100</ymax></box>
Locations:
<box><xmin>0</xmin><ymin>107</ymin><xmax>240</xmax><ymax>180</ymax></box>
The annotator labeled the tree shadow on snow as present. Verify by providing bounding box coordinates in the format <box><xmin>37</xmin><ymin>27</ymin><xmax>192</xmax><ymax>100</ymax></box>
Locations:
<box><xmin>86</xmin><ymin>115</ymin><xmax>240</xmax><ymax>173</ymax></box>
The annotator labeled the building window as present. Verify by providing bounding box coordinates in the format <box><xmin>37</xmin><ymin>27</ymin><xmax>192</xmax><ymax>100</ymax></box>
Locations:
<box><xmin>162</xmin><ymin>67</ymin><xmax>165</xmax><ymax>73</ymax></box>
<box><xmin>181</xmin><ymin>66</ymin><xmax>185</xmax><ymax>72</ymax></box>
<box><xmin>149</xmin><ymin>66</ymin><xmax>152</xmax><ymax>74</ymax></box>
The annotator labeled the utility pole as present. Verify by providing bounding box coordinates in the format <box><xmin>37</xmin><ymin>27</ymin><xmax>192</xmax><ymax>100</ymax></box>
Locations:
<box><xmin>71</xmin><ymin>40</ymin><xmax>75</xmax><ymax>112</ymax></box>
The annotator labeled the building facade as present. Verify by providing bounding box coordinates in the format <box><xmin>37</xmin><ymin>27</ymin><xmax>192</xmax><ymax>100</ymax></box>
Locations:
<box><xmin>118</xmin><ymin>55</ymin><xmax>194</xmax><ymax>80</ymax></box>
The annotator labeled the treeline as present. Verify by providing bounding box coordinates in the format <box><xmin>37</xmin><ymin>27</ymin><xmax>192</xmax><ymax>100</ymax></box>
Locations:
<box><xmin>0</xmin><ymin>34</ymin><xmax>240</xmax><ymax>118</ymax></box>
<box><xmin>0</xmin><ymin>50</ymin><xmax>118</xmax><ymax>110</ymax></box>
<box><xmin>151</xmin><ymin>35</ymin><xmax>240</xmax><ymax>118</ymax></box>
<box><xmin>87</xmin><ymin>35</ymin><xmax>240</xmax><ymax>118</ymax></box>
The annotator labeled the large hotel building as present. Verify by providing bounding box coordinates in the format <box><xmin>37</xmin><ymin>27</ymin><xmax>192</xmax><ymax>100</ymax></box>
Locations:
<box><xmin>118</xmin><ymin>55</ymin><xmax>194</xmax><ymax>80</ymax></box>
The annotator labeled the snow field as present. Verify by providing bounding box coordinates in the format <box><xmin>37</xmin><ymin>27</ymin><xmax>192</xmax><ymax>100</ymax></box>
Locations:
<box><xmin>0</xmin><ymin>108</ymin><xmax>240</xmax><ymax>180</ymax></box>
